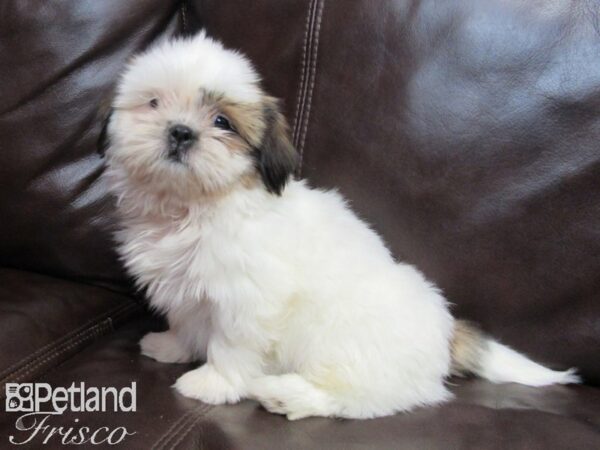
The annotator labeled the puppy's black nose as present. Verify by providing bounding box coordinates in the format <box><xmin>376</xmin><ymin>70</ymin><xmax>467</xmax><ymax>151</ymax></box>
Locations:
<box><xmin>168</xmin><ymin>124</ymin><xmax>197</xmax><ymax>160</ymax></box>
<box><xmin>169</xmin><ymin>124</ymin><xmax>195</xmax><ymax>144</ymax></box>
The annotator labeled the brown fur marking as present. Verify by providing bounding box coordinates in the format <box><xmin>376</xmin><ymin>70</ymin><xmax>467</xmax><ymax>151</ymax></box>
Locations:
<box><xmin>450</xmin><ymin>320</ymin><xmax>488</xmax><ymax>377</ymax></box>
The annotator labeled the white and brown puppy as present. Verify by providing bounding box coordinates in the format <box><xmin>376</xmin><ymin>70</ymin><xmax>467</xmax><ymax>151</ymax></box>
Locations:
<box><xmin>100</xmin><ymin>32</ymin><xmax>579</xmax><ymax>420</ymax></box>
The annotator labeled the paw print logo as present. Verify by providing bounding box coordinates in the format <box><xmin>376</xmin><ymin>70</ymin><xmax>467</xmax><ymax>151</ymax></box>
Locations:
<box><xmin>5</xmin><ymin>383</ymin><xmax>34</xmax><ymax>412</ymax></box>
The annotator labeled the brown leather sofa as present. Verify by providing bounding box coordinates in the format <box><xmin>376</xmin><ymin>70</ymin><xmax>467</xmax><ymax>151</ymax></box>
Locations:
<box><xmin>1</xmin><ymin>1</ymin><xmax>599</xmax><ymax>448</ymax></box>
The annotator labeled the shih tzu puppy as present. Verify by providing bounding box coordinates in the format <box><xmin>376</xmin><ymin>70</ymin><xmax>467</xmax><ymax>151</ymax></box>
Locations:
<box><xmin>99</xmin><ymin>32</ymin><xmax>579</xmax><ymax>420</ymax></box>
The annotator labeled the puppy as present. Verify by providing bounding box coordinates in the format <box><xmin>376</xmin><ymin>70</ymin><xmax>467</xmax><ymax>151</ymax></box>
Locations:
<box><xmin>100</xmin><ymin>32</ymin><xmax>579</xmax><ymax>420</ymax></box>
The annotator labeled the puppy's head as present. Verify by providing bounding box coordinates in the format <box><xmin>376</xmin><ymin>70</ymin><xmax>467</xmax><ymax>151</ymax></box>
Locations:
<box><xmin>101</xmin><ymin>33</ymin><xmax>297</xmax><ymax>199</ymax></box>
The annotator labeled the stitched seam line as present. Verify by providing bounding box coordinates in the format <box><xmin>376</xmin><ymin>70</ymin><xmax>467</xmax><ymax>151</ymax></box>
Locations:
<box><xmin>0</xmin><ymin>300</ymin><xmax>138</xmax><ymax>380</ymax></box>
<box><xmin>153</xmin><ymin>405</ymin><xmax>210</xmax><ymax>450</ymax></box>
<box><xmin>1</xmin><ymin>319</ymin><xmax>113</xmax><ymax>388</ymax></box>
<box><xmin>297</xmin><ymin>0</ymin><xmax>325</xmax><ymax>174</ymax></box>
<box><xmin>292</xmin><ymin>0</ymin><xmax>318</xmax><ymax>148</ymax></box>
<box><xmin>0</xmin><ymin>302</ymin><xmax>137</xmax><ymax>381</ymax></box>
<box><xmin>152</xmin><ymin>408</ymin><xmax>197</xmax><ymax>450</ymax></box>
<box><xmin>168</xmin><ymin>405</ymin><xmax>211</xmax><ymax>450</ymax></box>
<box><xmin>0</xmin><ymin>301</ymin><xmax>134</xmax><ymax>379</ymax></box>
<box><xmin>4</xmin><ymin>303</ymin><xmax>139</xmax><ymax>385</ymax></box>
<box><xmin>296</xmin><ymin>0</ymin><xmax>317</xmax><ymax>146</ymax></box>
<box><xmin>12</xmin><ymin>322</ymin><xmax>110</xmax><ymax>382</ymax></box>
<box><xmin>293</xmin><ymin>0</ymin><xmax>317</xmax><ymax>147</ymax></box>
<box><xmin>180</xmin><ymin>1</ymin><xmax>188</xmax><ymax>33</ymax></box>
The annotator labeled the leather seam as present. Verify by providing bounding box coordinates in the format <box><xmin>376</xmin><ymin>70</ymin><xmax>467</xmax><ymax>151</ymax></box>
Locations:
<box><xmin>168</xmin><ymin>404</ymin><xmax>212</xmax><ymax>450</ymax></box>
<box><xmin>292</xmin><ymin>0</ymin><xmax>317</xmax><ymax>150</ymax></box>
<box><xmin>152</xmin><ymin>407</ymin><xmax>197</xmax><ymax>450</ymax></box>
<box><xmin>296</xmin><ymin>0</ymin><xmax>325</xmax><ymax>176</ymax></box>
<box><xmin>180</xmin><ymin>1</ymin><xmax>188</xmax><ymax>33</ymax></box>
<box><xmin>152</xmin><ymin>404</ymin><xmax>211</xmax><ymax>450</ymax></box>
<box><xmin>0</xmin><ymin>301</ymin><xmax>138</xmax><ymax>383</ymax></box>
<box><xmin>0</xmin><ymin>300</ymin><xmax>135</xmax><ymax>379</ymax></box>
<box><xmin>292</xmin><ymin>0</ymin><xmax>325</xmax><ymax>177</ymax></box>
<box><xmin>1</xmin><ymin>320</ymin><xmax>112</xmax><ymax>387</ymax></box>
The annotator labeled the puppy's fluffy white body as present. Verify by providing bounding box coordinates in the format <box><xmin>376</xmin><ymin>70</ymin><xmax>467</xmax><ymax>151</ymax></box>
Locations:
<box><xmin>120</xmin><ymin>180</ymin><xmax>453</xmax><ymax>418</ymax></box>
<box><xmin>104</xmin><ymin>33</ymin><xmax>579</xmax><ymax>420</ymax></box>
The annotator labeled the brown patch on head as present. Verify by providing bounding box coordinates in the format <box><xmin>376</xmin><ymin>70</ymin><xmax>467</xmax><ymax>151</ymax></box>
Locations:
<box><xmin>218</xmin><ymin>100</ymin><xmax>267</xmax><ymax>147</ymax></box>
<box><xmin>200</xmin><ymin>91</ymin><xmax>265</xmax><ymax>158</ymax></box>
<box><xmin>214</xmin><ymin>95</ymin><xmax>298</xmax><ymax>195</ymax></box>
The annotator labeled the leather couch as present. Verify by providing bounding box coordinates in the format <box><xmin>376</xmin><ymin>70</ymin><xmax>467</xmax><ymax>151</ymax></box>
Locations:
<box><xmin>1</xmin><ymin>1</ymin><xmax>599</xmax><ymax>448</ymax></box>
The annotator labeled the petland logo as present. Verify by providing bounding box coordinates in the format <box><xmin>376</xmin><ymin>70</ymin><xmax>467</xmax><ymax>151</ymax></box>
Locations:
<box><xmin>5</xmin><ymin>382</ymin><xmax>136</xmax><ymax>446</ymax></box>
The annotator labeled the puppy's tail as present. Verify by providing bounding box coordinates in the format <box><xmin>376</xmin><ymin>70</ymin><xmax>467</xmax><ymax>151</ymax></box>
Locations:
<box><xmin>450</xmin><ymin>320</ymin><xmax>581</xmax><ymax>386</ymax></box>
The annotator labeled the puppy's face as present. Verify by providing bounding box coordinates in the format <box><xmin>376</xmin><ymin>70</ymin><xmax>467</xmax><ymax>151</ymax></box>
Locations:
<box><xmin>101</xmin><ymin>34</ymin><xmax>297</xmax><ymax>199</ymax></box>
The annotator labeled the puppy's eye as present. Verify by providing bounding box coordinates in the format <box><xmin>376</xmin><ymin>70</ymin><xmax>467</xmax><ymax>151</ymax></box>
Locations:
<box><xmin>214</xmin><ymin>115</ymin><xmax>232</xmax><ymax>131</ymax></box>
<box><xmin>149</xmin><ymin>98</ymin><xmax>159</xmax><ymax>109</ymax></box>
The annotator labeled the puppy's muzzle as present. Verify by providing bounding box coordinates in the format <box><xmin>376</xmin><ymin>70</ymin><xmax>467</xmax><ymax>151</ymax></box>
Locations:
<box><xmin>167</xmin><ymin>124</ymin><xmax>197</xmax><ymax>162</ymax></box>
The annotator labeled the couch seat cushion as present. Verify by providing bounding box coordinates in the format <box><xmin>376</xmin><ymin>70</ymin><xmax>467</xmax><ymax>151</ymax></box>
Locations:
<box><xmin>1</xmin><ymin>315</ymin><xmax>597</xmax><ymax>449</ymax></box>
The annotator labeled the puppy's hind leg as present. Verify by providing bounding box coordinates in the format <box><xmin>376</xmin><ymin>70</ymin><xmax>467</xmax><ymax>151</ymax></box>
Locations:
<box><xmin>250</xmin><ymin>374</ymin><xmax>339</xmax><ymax>420</ymax></box>
<box><xmin>139</xmin><ymin>330</ymin><xmax>194</xmax><ymax>363</ymax></box>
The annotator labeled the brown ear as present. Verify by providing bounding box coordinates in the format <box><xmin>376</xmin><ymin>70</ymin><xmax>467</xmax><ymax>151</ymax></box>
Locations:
<box><xmin>96</xmin><ymin>91</ymin><xmax>115</xmax><ymax>158</ymax></box>
<box><xmin>253</xmin><ymin>98</ymin><xmax>298</xmax><ymax>195</ymax></box>
<box><xmin>97</xmin><ymin>108</ymin><xmax>113</xmax><ymax>158</ymax></box>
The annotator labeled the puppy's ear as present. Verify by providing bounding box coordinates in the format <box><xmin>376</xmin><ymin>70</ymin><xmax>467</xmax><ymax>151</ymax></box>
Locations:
<box><xmin>253</xmin><ymin>97</ymin><xmax>298</xmax><ymax>195</ymax></box>
<box><xmin>97</xmin><ymin>108</ymin><xmax>113</xmax><ymax>158</ymax></box>
<box><xmin>96</xmin><ymin>92</ymin><xmax>115</xmax><ymax>158</ymax></box>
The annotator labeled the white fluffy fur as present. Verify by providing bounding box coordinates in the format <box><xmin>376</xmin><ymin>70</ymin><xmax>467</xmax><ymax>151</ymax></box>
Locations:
<box><xmin>117</xmin><ymin>31</ymin><xmax>261</xmax><ymax>107</ymax></box>
<box><xmin>104</xmin><ymin>33</ymin><xmax>579</xmax><ymax>420</ymax></box>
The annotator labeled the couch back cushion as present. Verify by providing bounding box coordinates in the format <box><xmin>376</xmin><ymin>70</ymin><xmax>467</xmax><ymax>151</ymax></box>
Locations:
<box><xmin>194</xmin><ymin>0</ymin><xmax>600</xmax><ymax>382</ymax></box>
<box><xmin>0</xmin><ymin>0</ymin><xmax>181</xmax><ymax>290</ymax></box>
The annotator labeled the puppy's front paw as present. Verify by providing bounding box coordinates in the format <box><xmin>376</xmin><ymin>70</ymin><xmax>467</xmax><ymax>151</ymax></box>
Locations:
<box><xmin>174</xmin><ymin>365</ymin><xmax>241</xmax><ymax>405</ymax></box>
<box><xmin>139</xmin><ymin>331</ymin><xmax>193</xmax><ymax>363</ymax></box>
